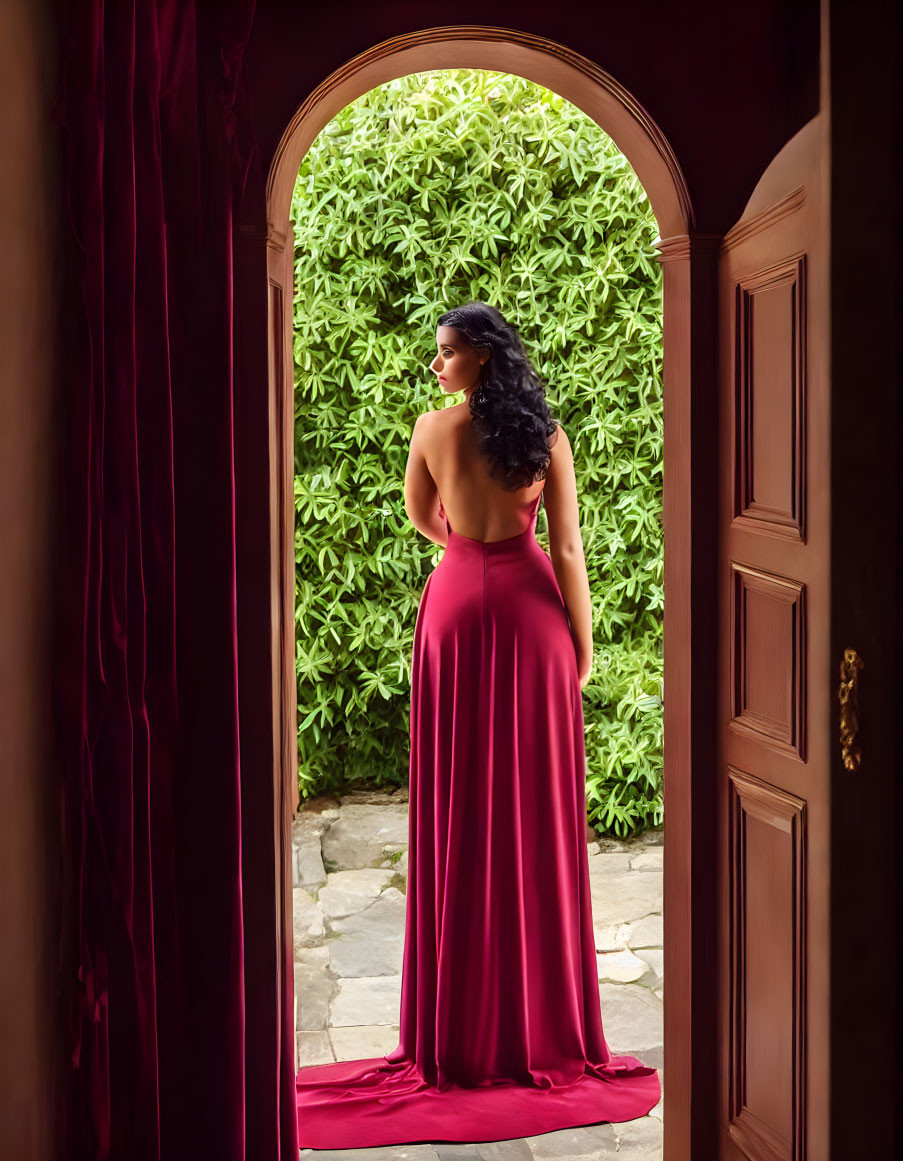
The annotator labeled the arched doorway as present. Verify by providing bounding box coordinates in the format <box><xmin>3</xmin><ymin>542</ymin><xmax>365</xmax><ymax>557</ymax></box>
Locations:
<box><xmin>265</xmin><ymin>25</ymin><xmax>710</xmax><ymax>1157</ymax></box>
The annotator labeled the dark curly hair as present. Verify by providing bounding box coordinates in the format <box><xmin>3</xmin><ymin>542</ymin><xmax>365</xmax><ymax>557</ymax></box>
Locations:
<box><xmin>436</xmin><ymin>301</ymin><xmax>559</xmax><ymax>492</ymax></box>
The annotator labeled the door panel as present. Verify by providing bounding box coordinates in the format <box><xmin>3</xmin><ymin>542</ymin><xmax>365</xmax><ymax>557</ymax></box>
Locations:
<box><xmin>718</xmin><ymin>115</ymin><xmax>828</xmax><ymax>1161</ymax></box>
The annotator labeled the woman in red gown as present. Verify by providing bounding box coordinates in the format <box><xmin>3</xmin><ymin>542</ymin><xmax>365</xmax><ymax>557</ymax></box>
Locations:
<box><xmin>295</xmin><ymin>302</ymin><xmax>660</xmax><ymax>1148</ymax></box>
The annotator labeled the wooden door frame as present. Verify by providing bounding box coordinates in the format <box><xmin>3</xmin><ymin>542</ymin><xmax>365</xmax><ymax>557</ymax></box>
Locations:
<box><xmin>264</xmin><ymin>26</ymin><xmax>717</xmax><ymax>1160</ymax></box>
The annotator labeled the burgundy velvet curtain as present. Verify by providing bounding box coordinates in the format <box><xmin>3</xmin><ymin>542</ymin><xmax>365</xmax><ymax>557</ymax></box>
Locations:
<box><xmin>49</xmin><ymin>2</ymin><xmax>296</xmax><ymax>1157</ymax></box>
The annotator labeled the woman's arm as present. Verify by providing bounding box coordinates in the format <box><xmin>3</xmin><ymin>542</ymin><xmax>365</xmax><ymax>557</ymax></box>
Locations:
<box><xmin>403</xmin><ymin>412</ymin><xmax>448</xmax><ymax>546</ymax></box>
<box><xmin>543</xmin><ymin>423</ymin><xmax>594</xmax><ymax>688</ymax></box>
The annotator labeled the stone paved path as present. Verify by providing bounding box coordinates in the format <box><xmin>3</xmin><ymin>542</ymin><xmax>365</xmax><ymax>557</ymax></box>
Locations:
<box><xmin>293</xmin><ymin>789</ymin><xmax>664</xmax><ymax>1160</ymax></box>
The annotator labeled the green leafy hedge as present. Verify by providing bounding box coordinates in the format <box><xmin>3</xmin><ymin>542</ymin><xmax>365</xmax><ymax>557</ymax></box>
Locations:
<box><xmin>291</xmin><ymin>70</ymin><xmax>663</xmax><ymax>836</ymax></box>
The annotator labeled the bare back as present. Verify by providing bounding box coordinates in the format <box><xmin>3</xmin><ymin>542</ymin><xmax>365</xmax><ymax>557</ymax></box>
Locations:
<box><xmin>422</xmin><ymin>403</ymin><xmax>553</xmax><ymax>543</ymax></box>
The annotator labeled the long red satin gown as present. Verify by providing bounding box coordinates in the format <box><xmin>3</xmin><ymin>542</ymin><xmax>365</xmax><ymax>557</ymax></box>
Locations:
<box><xmin>295</xmin><ymin>485</ymin><xmax>661</xmax><ymax>1148</ymax></box>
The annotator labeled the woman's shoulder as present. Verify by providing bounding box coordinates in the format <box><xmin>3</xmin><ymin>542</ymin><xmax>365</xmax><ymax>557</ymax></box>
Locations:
<box><xmin>419</xmin><ymin>402</ymin><xmax>466</xmax><ymax>422</ymax></box>
<box><xmin>420</xmin><ymin>403</ymin><xmax>470</xmax><ymax>435</ymax></box>
<box><xmin>413</xmin><ymin>406</ymin><xmax>451</xmax><ymax>434</ymax></box>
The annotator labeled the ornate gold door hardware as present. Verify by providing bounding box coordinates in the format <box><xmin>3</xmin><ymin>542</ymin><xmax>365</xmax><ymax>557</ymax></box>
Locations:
<box><xmin>838</xmin><ymin>647</ymin><xmax>863</xmax><ymax>772</ymax></box>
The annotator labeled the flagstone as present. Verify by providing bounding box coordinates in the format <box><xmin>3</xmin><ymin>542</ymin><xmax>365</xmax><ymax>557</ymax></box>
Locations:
<box><xmin>329</xmin><ymin>1024</ymin><xmax>400</xmax><ymax>1061</ymax></box>
<box><xmin>321</xmin><ymin>804</ymin><xmax>410</xmax><ymax>870</ymax></box>
<box><xmin>476</xmin><ymin>1138</ymin><xmax>535</xmax><ymax>1160</ymax></box>
<box><xmin>294</xmin><ymin>946</ymin><xmax>334</xmax><ymax>1031</ymax></box>
<box><xmin>586</xmin><ymin>851</ymin><xmax>633</xmax><ymax>875</ymax></box>
<box><xmin>612</xmin><ymin>1111</ymin><xmax>664</xmax><ymax>1158</ymax></box>
<box><xmin>295</xmin><ymin>1030</ymin><xmax>334</xmax><ymax>1068</ymax></box>
<box><xmin>629</xmin><ymin>848</ymin><xmax>664</xmax><ymax>872</ymax></box>
<box><xmin>331</xmin><ymin>975</ymin><xmax>402</xmax><ymax>1027</ymax></box>
<box><xmin>594</xmin><ymin>920</ymin><xmax>633</xmax><ymax>952</ymax></box>
<box><xmin>635</xmin><ymin>948</ymin><xmax>664</xmax><ymax>983</ymax></box>
<box><xmin>293</xmin><ymin>886</ymin><xmax>325</xmax><ymax>951</ymax></box>
<box><xmin>293</xmin><ymin>835</ymin><xmax>328</xmax><ymax>890</ymax></box>
<box><xmin>596</xmin><ymin>947</ymin><xmax>649</xmax><ymax>983</ymax></box>
<box><xmin>598</xmin><ymin>982</ymin><xmax>663</xmax><ymax>1067</ymax></box>
<box><xmin>523</xmin><ymin>1122</ymin><xmax>618</xmax><ymax>1158</ymax></box>
<box><xmin>329</xmin><ymin>887</ymin><xmax>406</xmax><ymax>976</ymax></box>
<box><xmin>318</xmin><ymin>868</ymin><xmax>396</xmax><ymax>920</ymax></box>
<box><xmin>624</xmin><ymin>913</ymin><xmax>663</xmax><ymax>949</ymax></box>
<box><xmin>588</xmin><ymin>872</ymin><xmax>662</xmax><ymax>928</ymax></box>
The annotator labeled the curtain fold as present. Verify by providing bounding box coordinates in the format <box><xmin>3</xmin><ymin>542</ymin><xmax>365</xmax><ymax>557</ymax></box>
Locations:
<box><xmin>48</xmin><ymin>2</ymin><xmax>293</xmax><ymax>1157</ymax></box>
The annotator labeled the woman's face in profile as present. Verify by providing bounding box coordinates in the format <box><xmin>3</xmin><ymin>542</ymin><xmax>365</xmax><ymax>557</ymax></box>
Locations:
<box><xmin>429</xmin><ymin>325</ymin><xmax>487</xmax><ymax>396</ymax></box>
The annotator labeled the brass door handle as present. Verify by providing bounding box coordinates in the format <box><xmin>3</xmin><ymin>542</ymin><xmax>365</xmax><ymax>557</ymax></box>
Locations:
<box><xmin>838</xmin><ymin>647</ymin><xmax>864</xmax><ymax>772</ymax></box>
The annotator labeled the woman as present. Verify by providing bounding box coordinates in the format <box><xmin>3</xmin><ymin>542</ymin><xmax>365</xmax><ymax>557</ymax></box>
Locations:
<box><xmin>295</xmin><ymin>302</ymin><xmax>660</xmax><ymax>1149</ymax></box>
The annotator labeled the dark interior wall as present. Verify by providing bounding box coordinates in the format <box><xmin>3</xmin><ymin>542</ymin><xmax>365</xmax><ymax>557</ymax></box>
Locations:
<box><xmin>0</xmin><ymin>0</ymin><xmax>60</xmax><ymax>1158</ymax></box>
<box><xmin>242</xmin><ymin>0</ymin><xmax>821</xmax><ymax>233</ymax></box>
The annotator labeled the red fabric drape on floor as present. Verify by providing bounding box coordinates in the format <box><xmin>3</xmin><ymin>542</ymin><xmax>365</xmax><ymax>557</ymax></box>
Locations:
<box><xmin>48</xmin><ymin>2</ymin><xmax>295</xmax><ymax>1157</ymax></box>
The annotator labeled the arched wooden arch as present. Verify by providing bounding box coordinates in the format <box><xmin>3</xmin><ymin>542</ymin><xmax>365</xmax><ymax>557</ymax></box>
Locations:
<box><xmin>265</xmin><ymin>26</ymin><xmax>717</xmax><ymax>1161</ymax></box>
<box><xmin>266</xmin><ymin>28</ymin><xmax>692</xmax><ymax>242</ymax></box>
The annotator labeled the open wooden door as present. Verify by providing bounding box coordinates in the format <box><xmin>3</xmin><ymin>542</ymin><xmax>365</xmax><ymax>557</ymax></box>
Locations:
<box><xmin>717</xmin><ymin>115</ymin><xmax>830</xmax><ymax>1161</ymax></box>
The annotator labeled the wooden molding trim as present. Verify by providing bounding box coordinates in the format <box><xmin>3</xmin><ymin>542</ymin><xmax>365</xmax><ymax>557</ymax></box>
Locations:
<box><xmin>266</xmin><ymin>24</ymin><xmax>693</xmax><ymax>244</ymax></box>
<box><xmin>656</xmin><ymin>232</ymin><xmax>721</xmax><ymax>262</ymax></box>
<box><xmin>722</xmin><ymin>185</ymin><xmax>807</xmax><ymax>252</ymax></box>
